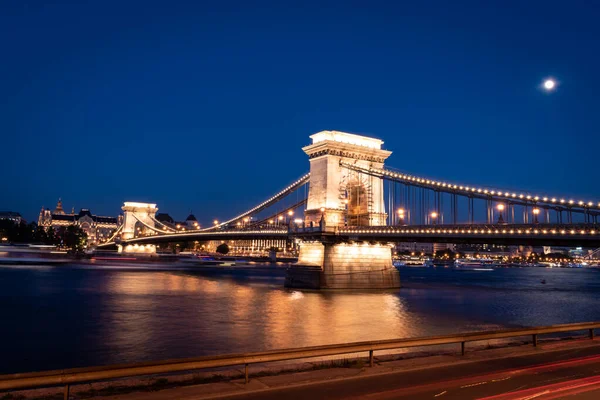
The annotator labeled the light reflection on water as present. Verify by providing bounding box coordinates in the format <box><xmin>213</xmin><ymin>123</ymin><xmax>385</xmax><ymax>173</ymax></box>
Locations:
<box><xmin>0</xmin><ymin>264</ymin><xmax>599</xmax><ymax>374</ymax></box>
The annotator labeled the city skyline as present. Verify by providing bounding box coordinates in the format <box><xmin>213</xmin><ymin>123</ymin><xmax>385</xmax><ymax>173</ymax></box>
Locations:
<box><xmin>2</xmin><ymin>1</ymin><xmax>600</xmax><ymax>224</ymax></box>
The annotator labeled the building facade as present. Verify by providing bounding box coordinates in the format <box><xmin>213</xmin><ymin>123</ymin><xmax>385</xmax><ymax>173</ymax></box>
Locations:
<box><xmin>38</xmin><ymin>199</ymin><xmax>122</xmax><ymax>245</ymax></box>
<box><xmin>0</xmin><ymin>212</ymin><xmax>23</xmax><ymax>225</ymax></box>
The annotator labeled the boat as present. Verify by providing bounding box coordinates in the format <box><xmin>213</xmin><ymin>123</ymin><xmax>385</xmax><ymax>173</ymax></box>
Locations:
<box><xmin>454</xmin><ymin>258</ymin><xmax>495</xmax><ymax>271</ymax></box>
<box><xmin>393</xmin><ymin>257</ymin><xmax>433</xmax><ymax>268</ymax></box>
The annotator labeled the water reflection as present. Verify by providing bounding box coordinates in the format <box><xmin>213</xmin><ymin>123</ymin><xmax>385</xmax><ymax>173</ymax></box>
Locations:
<box><xmin>1</xmin><ymin>265</ymin><xmax>599</xmax><ymax>374</ymax></box>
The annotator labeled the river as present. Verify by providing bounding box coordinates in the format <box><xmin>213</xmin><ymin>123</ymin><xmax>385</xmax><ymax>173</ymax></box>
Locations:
<box><xmin>1</xmin><ymin>263</ymin><xmax>599</xmax><ymax>374</ymax></box>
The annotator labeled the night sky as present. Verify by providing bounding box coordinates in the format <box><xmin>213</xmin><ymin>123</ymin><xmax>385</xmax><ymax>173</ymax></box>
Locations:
<box><xmin>2</xmin><ymin>1</ymin><xmax>599</xmax><ymax>224</ymax></box>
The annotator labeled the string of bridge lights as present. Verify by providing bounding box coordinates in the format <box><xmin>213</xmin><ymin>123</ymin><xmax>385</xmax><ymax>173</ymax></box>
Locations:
<box><xmin>341</xmin><ymin>162</ymin><xmax>600</xmax><ymax>210</ymax></box>
<box><xmin>201</xmin><ymin>173</ymin><xmax>310</xmax><ymax>231</ymax></box>
<box><xmin>340</xmin><ymin>227</ymin><xmax>599</xmax><ymax>236</ymax></box>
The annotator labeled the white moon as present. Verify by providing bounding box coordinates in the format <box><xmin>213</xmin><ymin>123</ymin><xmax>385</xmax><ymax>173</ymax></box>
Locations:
<box><xmin>544</xmin><ymin>79</ymin><xmax>556</xmax><ymax>90</ymax></box>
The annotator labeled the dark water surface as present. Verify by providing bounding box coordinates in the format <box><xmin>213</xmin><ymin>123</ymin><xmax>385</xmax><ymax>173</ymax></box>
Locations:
<box><xmin>1</xmin><ymin>264</ymin><xmax>599</xmax><ymax>374</ymax></box>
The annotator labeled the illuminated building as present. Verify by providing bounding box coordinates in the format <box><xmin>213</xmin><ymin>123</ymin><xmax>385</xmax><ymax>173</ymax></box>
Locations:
<box><xmin>0</xmin><ymin>211</ymin><xmax>23</xmax><ymax>225</ymax></box>
<box><xmin>38</xmin><ymin>199</ymin><xmax>121</xmax><ymax>244</ymax></box>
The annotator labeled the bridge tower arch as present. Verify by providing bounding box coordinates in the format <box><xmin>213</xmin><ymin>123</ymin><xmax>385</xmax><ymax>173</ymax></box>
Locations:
<box><xmin>121</xmin><ymin>202</ymin><xmax>158</xmax><ymax>240</ymax></box>
<box><xmin>303</xmin><ymin>131</ymin><xmax>391</xmax><ymax>228</ymax></box>
<box><xmin>287</xmin><ymin>131</ymin><xmax>400</xmax><ymax>290</ymax></box>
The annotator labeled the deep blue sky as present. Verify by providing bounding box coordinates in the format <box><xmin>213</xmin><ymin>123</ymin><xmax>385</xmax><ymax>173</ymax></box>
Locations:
<box><xmin>2</xmin><ymin>0</ymin><xmax>599</xmax><ymax>224</ymax></box>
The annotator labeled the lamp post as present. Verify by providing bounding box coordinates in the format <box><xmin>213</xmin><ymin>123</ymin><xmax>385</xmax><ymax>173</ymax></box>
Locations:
<box><xmin>430</xmin><ymin>212</ymin><xmax>438</xmax><ymax>225</ymax></box>
<box><xmin>497</xmin><ymin>204</ymin><xmax>505</xmax><ymax>224</ymax></box>
<box><xmin>532</xmin><ymin>207</ymin><xmax>540</xmax><ymax>224</ymax></box>
<box><xmin>397</xmin><ymin>208</ymin><xmax>405</xmax><ymax>226</ymax></box>
<box><xmin>287</xmin><ymin>210</ymin><xmax>294</xmax><ymax>225</ymax></box>
<box><xmin>278</xmin><ymin>215</ymin><xmax>283</xmax><ymax>227</ymax></box>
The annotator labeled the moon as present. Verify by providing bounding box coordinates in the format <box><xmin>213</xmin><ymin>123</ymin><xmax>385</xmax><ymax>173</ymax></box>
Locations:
<box><xmin>543</xmin><ymin>79</ymin><xmax>556</xmax><ymax>91</ymax></box>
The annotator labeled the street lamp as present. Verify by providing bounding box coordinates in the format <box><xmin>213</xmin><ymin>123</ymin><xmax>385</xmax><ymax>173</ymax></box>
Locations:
<box><xmin>497</xmin><ymin>204</ymin><xmax>505</xmax><ymax>224</ymax></box>
<box><xmin>430</xmin><ymin>212</ymin><xmax>438</xmax><ymax>225</ymax></box>
<box><xmin>532</xmin><ymin>208</ymin><xmax>540</xmax><ymax>224</ymax></box>
<box><xmin>213</xmin><ymin>220</ymin><xmax>219</xmax><ymax>226</ymax></box>
<box><xmin>397</xmin><ymin>208</ymin><xmax>405</xmax><ymax>225</ymax></box>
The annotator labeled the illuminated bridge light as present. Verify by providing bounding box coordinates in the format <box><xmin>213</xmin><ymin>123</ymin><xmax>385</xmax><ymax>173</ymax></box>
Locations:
<box><xmin>517</xmin><ymin>230</ymin><xmax>522</xmax><ymax>234</ymax></box>
<box><xmin>510</xmin><ymin>230</ymin><xmax>514</xmax><ymax>234</ymax></box>
<box><xmin>490</xmin><ymin>191</ymin><xmax>495</xmax><ymax>195</ymax></box>
<box><xmin>477</xmin><ymin>189</ymin><xmax>482</xmax><ymax>193</ymax></box>
<box><xmin>560</xmin><ymin>230</ymin><xmax>566</xmax><ymax>234</ymax></box>
<box><xmin>534</xmin><ymin>196</ymin><xmax>539</xmax><ymax>201</ymax></box>
<box><xmin>592</xmin><ymin>230</ymin><xmax>596</xmax><ymax>234</ymax></box>
<box><xmin>560</xmin><ymin>199</ymin><xmax>565</xmax><ymax>203</ymax></box>
<box><xmin>526</xmin><ymin>195</ymin><xmax>532</xmax><ymax>200</ymax></box>
<box><xmin>579</xmin><ymin>201</ymin><xmax>584</xmax><ymax>206</ymax></box>
<box><xmin>542</xmin><ymin>230</ymin><xmax>547</xmax><ymax>234</ymax></box>
<box><xmin>512</xmin><ymin>193</ymin><xmax>516</xmax><ymax>197</ymax></box>
<box><xmin>570</xmin><ymin>230</ymin><xmax>576</xmax><ymax>234</ymax></box>
<box><xmin>484</xmin><ymin>190</ymin><xmax>489</xmax><ymax>194</ymax></box>
<box><xmin>589</xmin><ymin>202</ymin><xmax>594</xmax><ymax>206</ymax></box>
<box><xmin>519</xmin><ymin>194</ymin><xmax>524</xmax><ymax>199</ymax></box>
<box><xmin>534</xmin><ymin>230</ymin><xmax>538</xmax><ymax>234</ymax></box>
<box><xmin>505</xmin><ymin>192</ymin><xmax>510</xmax><ymax>196</ymax></box>
<box><xmin>569</xmin><ymin>200</ymin><xmax>574</xmax><ymax>204</ymax></box>
<box><xmin>551</xmin><ymin>230</ymin><xmax>556</xmax><ymax>234</ymax></box>
<box><xmin>581</xmin><ymin>230</ymin><xmax>586</xmax><ymax>234</ymax></box>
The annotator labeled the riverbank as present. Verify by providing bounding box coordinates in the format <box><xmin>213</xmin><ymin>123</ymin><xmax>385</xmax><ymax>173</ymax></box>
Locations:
<box><xmin>4</xmin><ymin>335</ymin><xmax>600</xmax><ymax>400</ymax></box>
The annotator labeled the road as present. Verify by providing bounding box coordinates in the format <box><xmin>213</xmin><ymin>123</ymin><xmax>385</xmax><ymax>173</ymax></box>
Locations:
<box><xmin>219</xmin><ymin>344</ymin><xmax>600</xmax><ymax>400</ymax></box>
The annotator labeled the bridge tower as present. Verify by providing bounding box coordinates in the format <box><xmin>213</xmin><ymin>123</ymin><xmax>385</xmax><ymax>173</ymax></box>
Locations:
<box><xmin>303</xmin><ymin>131</ymin><xmax>391</xmax><ymax>227</ymax></box>
<box><xmin>121</xmin><ymin>202</ymin><xmax>158</xmax><ymax>240</ymax></box>
<box><xmin>287</xmin><ymin>131</ymin><xmax>401</xmax><ymax>289</ymax></box>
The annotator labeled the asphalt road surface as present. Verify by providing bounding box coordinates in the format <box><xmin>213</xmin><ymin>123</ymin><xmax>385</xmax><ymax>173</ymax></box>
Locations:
<box><xmin>220</xmin><ymin>345</ymin><xmax>600</xmax><ymax>400</ymax></box>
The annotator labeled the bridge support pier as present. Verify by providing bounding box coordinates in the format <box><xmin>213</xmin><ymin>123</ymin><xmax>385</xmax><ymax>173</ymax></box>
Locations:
<box><xmin>285</xmin><ymin>241</ymin><xmax>400</xmax><ymax>289</ymax></box>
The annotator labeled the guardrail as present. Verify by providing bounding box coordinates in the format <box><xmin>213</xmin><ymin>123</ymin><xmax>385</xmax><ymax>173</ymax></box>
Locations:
<box><xmin>1</xmin><ymin>321</ymin><xmax>599</xmax><ymax>399</ymax></box>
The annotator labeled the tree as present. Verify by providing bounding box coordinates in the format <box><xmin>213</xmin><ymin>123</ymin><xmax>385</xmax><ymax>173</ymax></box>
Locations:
<box><xmin>216</xmin><ymin>243</ymin><xmax>229</xmax><ymax>255</ymax></box>
<box><xmin>59</xmin><ymin>225</ymin><xmax>87</xmax><ymax>253</ymax></box>
<box><xmin>35</xmin><ymin>225</ymin><xmax>47</xmax><ymax>243</ymax></box>
<box><xmin>46</xmin><ymin>226</ymin><xmax>57</xmax><ymax>245</ymax></box>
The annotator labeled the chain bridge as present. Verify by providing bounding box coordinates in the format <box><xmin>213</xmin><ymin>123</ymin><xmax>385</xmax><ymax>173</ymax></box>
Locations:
<box><xmin>97</xmin><ymin>131</ymin><xmax>600</xmax><ymax>289</ymax></box>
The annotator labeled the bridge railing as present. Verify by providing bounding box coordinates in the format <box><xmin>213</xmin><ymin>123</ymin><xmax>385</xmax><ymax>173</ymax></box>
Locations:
<box><xmin>1</xmin><ymin>321</ymin><xmax>599</xmax><ymax>398</ymax></box>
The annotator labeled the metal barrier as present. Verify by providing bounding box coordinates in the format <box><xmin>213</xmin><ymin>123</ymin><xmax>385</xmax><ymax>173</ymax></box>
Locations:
<box><xmin>1</xmin><ymin>321</ymin><xmax>599</xmax><ymax>399</ymax></box>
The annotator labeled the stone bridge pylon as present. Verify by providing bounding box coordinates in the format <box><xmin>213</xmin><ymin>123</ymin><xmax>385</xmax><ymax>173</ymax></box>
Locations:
<box><xmin>286</xmin><ymin>131</ymin><xmax>401</xmax><ymax>290</ymax></box>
